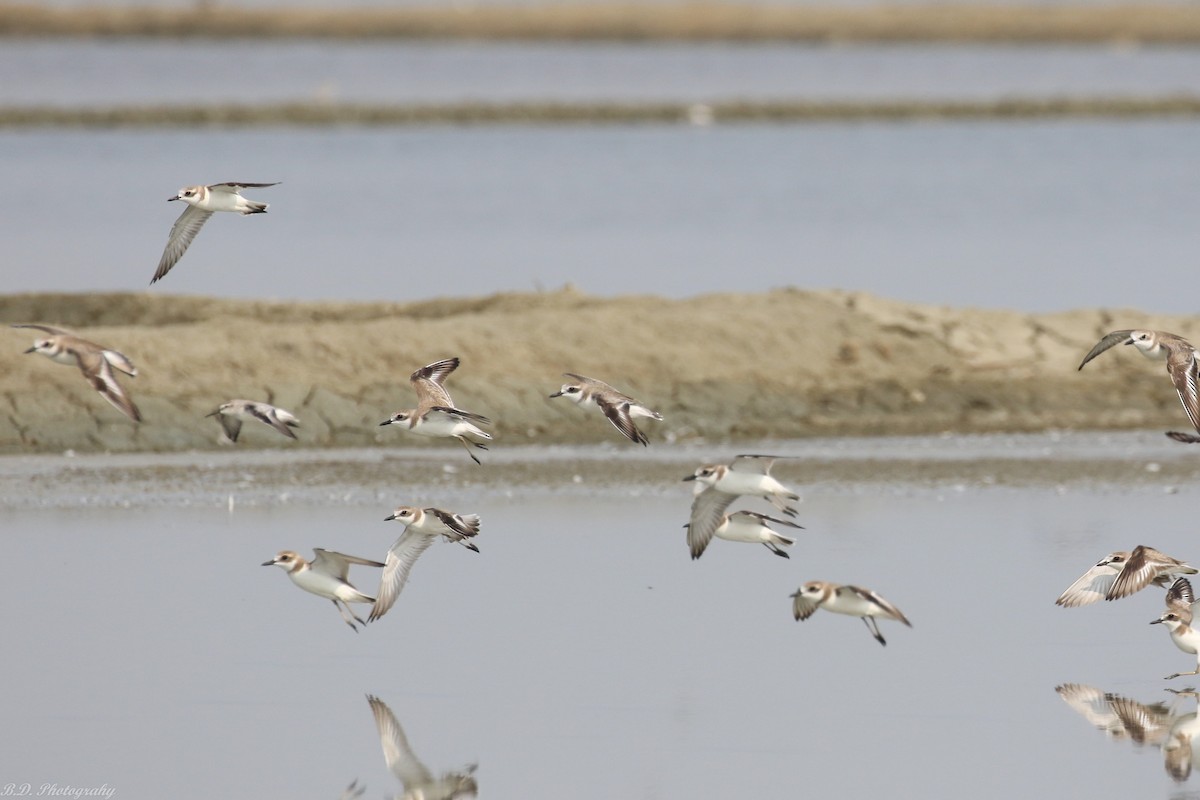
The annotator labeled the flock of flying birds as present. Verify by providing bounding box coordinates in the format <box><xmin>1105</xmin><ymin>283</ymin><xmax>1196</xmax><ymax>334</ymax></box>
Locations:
<box><xmin>12</xmin><ymin>182</ymin><xmax>1200</xmax><ymax>659</ymax></box>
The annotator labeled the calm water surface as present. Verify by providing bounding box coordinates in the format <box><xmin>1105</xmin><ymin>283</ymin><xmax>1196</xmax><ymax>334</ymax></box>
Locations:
<box><xmin>5</xmin><ymin>40</ymin><xmax>1198</xmax><ymax>106</ymax></box>
<box><xmin>4</xmin><ymin>434</ymin><xmax>1200</xmax><ymax>797</ymax></box>
<box><xmin>2</xmin><ymin>120</ymin><xmax>1197</xmax><ymax>313</ymax></box>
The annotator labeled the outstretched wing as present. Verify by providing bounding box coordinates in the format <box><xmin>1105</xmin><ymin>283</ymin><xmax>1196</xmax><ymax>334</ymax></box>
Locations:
<box><xmin>1056</xmin><ymin>559</ymin><xmax>1119</xmax><ymax>608</ymax></box>
<box><xmin>686</xmin><ymin>486</ymin><xmax>736</xmax><ymax>559</ymax></box>
<box><xmin>1166</xmin><ymin>349</ymin><xmax>1200</xmax><ymax>435</ymax></box>
<box><xmin>79</xmin><ymin>351</ymin><xmax>141</xmax><ymax>422</ymax></box>
<box><xmin>11</xmin><ymin>323</ymin><xmax>72</xmax><ymax>336</ymax></box>
<box><xmin>791</xmin><ymin>590</ymin><xmax>821</xmax><ymax>621</ymax></box>
<box><xmin>368</xmin><ymin>530</ymin><xmax>437</xmax><ymax>623</ymax></box>
<box><xmin>729</xmin><ymin>454</ymin><xmax>786</xmax><ymax>475</ymax></box>
<box><xmin>411</xmin><ymin>358</ymin><xmax>460</xmax><ymax>410</ymax></box>
<box><xmin>312</xmin><ymin>548</ymin><xmax>385</xmax><ymax>581</ymax></box>
<box><xmin>247</xmin><ymin>403</ymin><xmax>299</xmax><ymax>439</ymax></box>
<box><xmin>210</xmin><ymin>181</ymin><xmax>280</xmax><ymax>191</ymax></box>
<box><xmin>152</xmin><ymin>204</ymin><xmax>213</xmax><ymax>283</ymax></box>
<box><xmin>1109</xmin><ymin>545</ymin><xmax>1171</xmax><ymax>601</ymax></box>
<box><xmin>216</xmin><ymin>413</ymin><xmax>243</xmax><ymax>443</ymax></box>
<box><xmin>597</xmin><ymin>397</ymin><xmax>648</xmax><ymax>446</ymax></box>
<box><xmin>1077</xmin><ymin>330</ymin><xmax>1134</xmax><ymax>371</ymax></box>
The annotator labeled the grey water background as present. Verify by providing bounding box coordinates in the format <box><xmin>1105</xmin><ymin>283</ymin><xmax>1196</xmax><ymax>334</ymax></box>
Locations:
<box><xmin>1</xmin><ymin>40</ymin><xmax>1198</xmax><ymax>313</ymax></box>
<box><xmin>5</xmin><ymin>432</ymin><xmax>1200</xmax><ymax>797</ymax></box>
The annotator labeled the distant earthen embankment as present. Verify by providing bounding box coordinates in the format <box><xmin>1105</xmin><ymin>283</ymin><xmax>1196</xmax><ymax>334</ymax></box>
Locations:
<box><xmin>2</xmin><ymin>3</ymin><xmax>1199</xmax><ymax>43</ymax></box>
<box><xmin>0</xmin><ymin>288</ymin><xmax>1192</xmax><ymax>453</ymax></box>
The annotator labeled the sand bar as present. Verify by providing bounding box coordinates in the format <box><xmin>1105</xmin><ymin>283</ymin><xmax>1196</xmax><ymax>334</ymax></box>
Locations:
<box><xmin>3</xmin><ymin>3</ymin><xmax>1200</xmax><ymax>43</ymax></box>
<box><xmin>1</xmin><ymin>288</ymin><xmax>1196</xmax><ymax>453</ymax></box>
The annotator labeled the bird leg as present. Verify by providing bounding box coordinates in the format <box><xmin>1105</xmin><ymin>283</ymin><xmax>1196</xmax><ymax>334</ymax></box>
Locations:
<box><xmin>456</xmin><ymin>436</ymin><xmax>483</xmax><ymax>465</ymax></box>
<box><xmin>863</xmin><ymin>616</ymin><xmax>887</xmax><ymax>646</ymax></box>
<box><xmin>763</xmin><ymin>542</ymin><xmax>790</xmax><ymax>558</ymax></box>
<box><xmin>331</xmin><ymin>599</ymin><xmax>361</xmax><ymax>632</ymax></box>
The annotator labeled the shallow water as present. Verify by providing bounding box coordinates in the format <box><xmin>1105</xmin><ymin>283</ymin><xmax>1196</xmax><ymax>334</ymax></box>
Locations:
<box><xmin>6</xmin><ymin>433</ymin><xmax>1200</xmax><ymax>797</ymax></box>
<box><xmin>4</xmin><ymin>119</ymin><xmax>1199</xmax><ymax>313</ymax></box>
<box><xmin>5</xmin><ymin>40</ymin><xmax>1198</xmax><ymax>106</ymax></box>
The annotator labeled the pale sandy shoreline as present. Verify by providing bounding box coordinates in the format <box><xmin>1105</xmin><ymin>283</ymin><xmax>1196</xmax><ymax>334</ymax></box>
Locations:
<box><xmin>3</xmin><ymin>3</ymin><xmax>1200</xmax><ymax>43</ymax></box>
<box><xmin>2</xmin><ymin>288</ymin><xmax>1197</xmax><ymax>454</ymax></box>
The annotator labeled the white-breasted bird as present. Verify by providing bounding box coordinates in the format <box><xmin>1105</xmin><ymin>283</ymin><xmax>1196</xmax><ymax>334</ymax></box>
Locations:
<box><xmin>1152</xmin><ymin>578</ymin><xmax>1200</xmax><ymax>681</ymax></box>
<box><xmin>684</xmin><ymin>510</ymin><xmax>802</xmax><ymax>560</ymax></box>
<box><xmin>1079</xmin><ymin>329</ymin><xmax>1200</xmax><ymax>443</ymax></box>
<box><xmin>790</xmin><ymin>580</ymin><xmax>912</xmax><ymax>646</ymax></box>
<box><xmin>683</xmin><ymin>454</ymin><xmax>801</xmax><ymax>558</ymax></box>
<box><xmin>262</xmin><ymin>548</ymin><xmax>384</xmax><ymax>632</ymax></box>
<box><xmin>207</xmin><ymin>399</ymin><xmax>300</xmax><ymax>443</ymax></box>
<box><xmin>379</xmin><ymin>358</ymin><xmax>492</xmax><ymax>464</ymax></box>
<box><xmin>549</xmin><ymin>372</ymin><xmax>662</xmax><ymax>446</ymax></box>
<box><xmin>152</xmin><ymin>181</ymin><xmax>278</xmax><ymax>284</ymax></box>
<box><xmin>1056</xmin><ymin>546</ymin><xmax>1197</xmax><ymax>608</ymax></box>
<box><xmin>368</xmin><ymin>505</ymin><xmax>481</xmax><ymax>624</ymax></box>
<box><xmin>14</xmin><ymin>323</ymin><xmax>141</xmax><ymax>422</ymax></box>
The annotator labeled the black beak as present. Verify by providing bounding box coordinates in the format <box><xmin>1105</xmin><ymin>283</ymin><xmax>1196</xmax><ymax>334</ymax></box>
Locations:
<box><xmin>1124</xmin><ymin>339</ymin><xmax>1135</xmax><ymax>346</ymax></box>
<box><xmin>378</xmin><ymin>419</ymin><xmax>391</xmax><ymax>426</ymax></box>
<box><xmin>384</xmin><ymin>514</ymin><xmax>396</xmax><ymax>521</ymax></box>
<box><xmin>22</xmin><ymin>346</ymin><xmax>35</xmax><ymax>354</ymax></box>
<box><xmin>261</xmin><ymin>559</ymin><xmax>276</xmax><ymax>566</ymax></box>
<box><xmin>1151</xmin><ymin>618</ymin><xmax>1164</xmax><ymax>624</ymax></box>
<box><xmin>549</xmin><ymin>391</ymin><xmax>562</xmax><ymax>398</ymax></box>
<box><xmin>682</xmin><ymin>474</ymin><xmax>696</xmax><ymax>482</ymax></box>
<box><xmin>168</xmin><ymin>196</ymin><xmax>179</xmax><ymax>201</ymax></box>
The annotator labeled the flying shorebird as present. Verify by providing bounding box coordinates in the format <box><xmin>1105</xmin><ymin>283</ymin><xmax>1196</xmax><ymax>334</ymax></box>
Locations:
<box><xmin>151</xmin><ymin>181</ymin><xmax>279</xmax><ymax>284</ymax></box>
<box><xmin>790</xmin><ymin>580</ymin><xmax>912</xmax><ymax>646</ymax></box>
<box><xmin>365</xmin><ymin>695</ymin><xmax>479</xmax><ymax>800</ymax></box>
<box><xmin>367</xmin><ymin>505</ymin><xmax>482</xmax><ymax>624</ymax></box>
<box><xmin>683</xmin><ymin>454</ymin><xmax>801</xmax><ymax>558</ymax></box>
<box><xmin>1056</xmin><ymin>546</ymin><xmax>1197</xmax><ymax>608</ymax></box>
<box><xmin>683</xmin><ymin>509</ymin><xmax>803</xmax><ymax>559</ymax></box>
<box><xmin>379</xmin><ymin>358</ymin><xmax>493</xmax><ymax>464</ymax></box>
<box><xmin>549</xmin><ymin>372</ymin><xmax>662</xmax><ymax>446</ymax></box>
<box><xmin>13</xmin><ymin>323</ymin><xmax>141</xmax><ymax>422</ymax></box>
<box><xmin>1152</xmin><ymin>578</ymin><xmax>1200</xmax><ymax>680</ymax></box>
<box><xmin>1078</xmin><ymin>329</ymin><xmax>1200</xmax><ymax>443</ymax></box>
<box><xmin>262</xmin><ymin>548</ymin><xmax>385</xmax><ymax>632</ymax></box>
<box><xmin>207</xmin><ymin>400</ymin><xmax>299</xmax><ymax>443</ymax></box>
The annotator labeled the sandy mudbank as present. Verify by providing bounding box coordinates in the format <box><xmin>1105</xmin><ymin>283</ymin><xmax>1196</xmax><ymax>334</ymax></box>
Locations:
<box><xmin>0</xmin><ymin>288</ymin><xmax>1192</xmax><ymax>453</ymax></box>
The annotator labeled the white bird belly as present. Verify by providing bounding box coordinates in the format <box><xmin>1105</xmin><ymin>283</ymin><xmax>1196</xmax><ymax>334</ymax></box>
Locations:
<box><xmin>714</xmin><ymin>517</ymin><xmax>771</xmax><ymax>544</ymax></box>
<box><xmin>290</xmin><ymin>570</ymin><xmax>364</xmax><ymax>602</ymax></box>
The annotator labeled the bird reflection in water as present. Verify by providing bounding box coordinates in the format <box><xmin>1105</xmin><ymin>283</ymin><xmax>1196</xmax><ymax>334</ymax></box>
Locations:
<box><xmin>1056</xmin><ymin>683</ymin><xmax>1200</xmax><ymax>781</ymax></box>
<box><xmin>365</xmin><ymin>694</ymin><xmax>478</xmax><ymax>800</ymax></box>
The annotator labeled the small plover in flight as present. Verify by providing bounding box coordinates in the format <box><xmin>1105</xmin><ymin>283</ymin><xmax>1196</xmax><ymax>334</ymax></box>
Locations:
<box><xmin>365</xmin><ymin>695</ymin><xmax>479</xmax><ymax>800</ymax></box>
<box><xmin>1056</xmin><ymin>546</ymin><xmax>1197</xmax><ymax>608</ymax></box>
<box><xmin>207</xmin><ymin>400</ymin><xmax>299</xmax><ymax>443</ymax></box>
<box><xmin>684</xmin><ymin>509</ymin><xmax>802</xmax><ymax>559</ymax></box>
<box><xmin>368</xmin><ymin>505</ymin><xmax>481</xmax><ymax>623</ymax></box>
<box><xmin>151</xmin><ymin>181</ymin><xmax>278</xmax><ymax>284</ymax></box>
<box><xmin>14</xmin><ymin>323</ymin><xmax>141</xmax><ymax>422</ymax></box>
<box><xmin>1079</xmin><ymin>329</ymin><xmax>1200</xmax><ymax>443</ymax></box>
<box><xmin>790</xmin><ymin>580</ymin><xmax>912</xmax><ymax>646</ymax></box>
<box><xmin>683</xmin><ymin>454</ymin><xmax>801</xmax><ymax>558</ymax></box>
<box><xmin>379</xmin><ymin>357</ymin><xmax>492</xmax><ymax>464</ymax></box>
<box><xmin>549</xmin><ymin>372</ymin><xmax>662</xmax><ymax>446</ymax></box>
<box><xmin>262</xmin><ymin>548</ymin><xmax>385</xmax><ymax>632</ymax></box>
<box><xmin>1152</xmin><ymin>578</ymin><xmax>1200</xmax><ymax>680</ymax></box>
